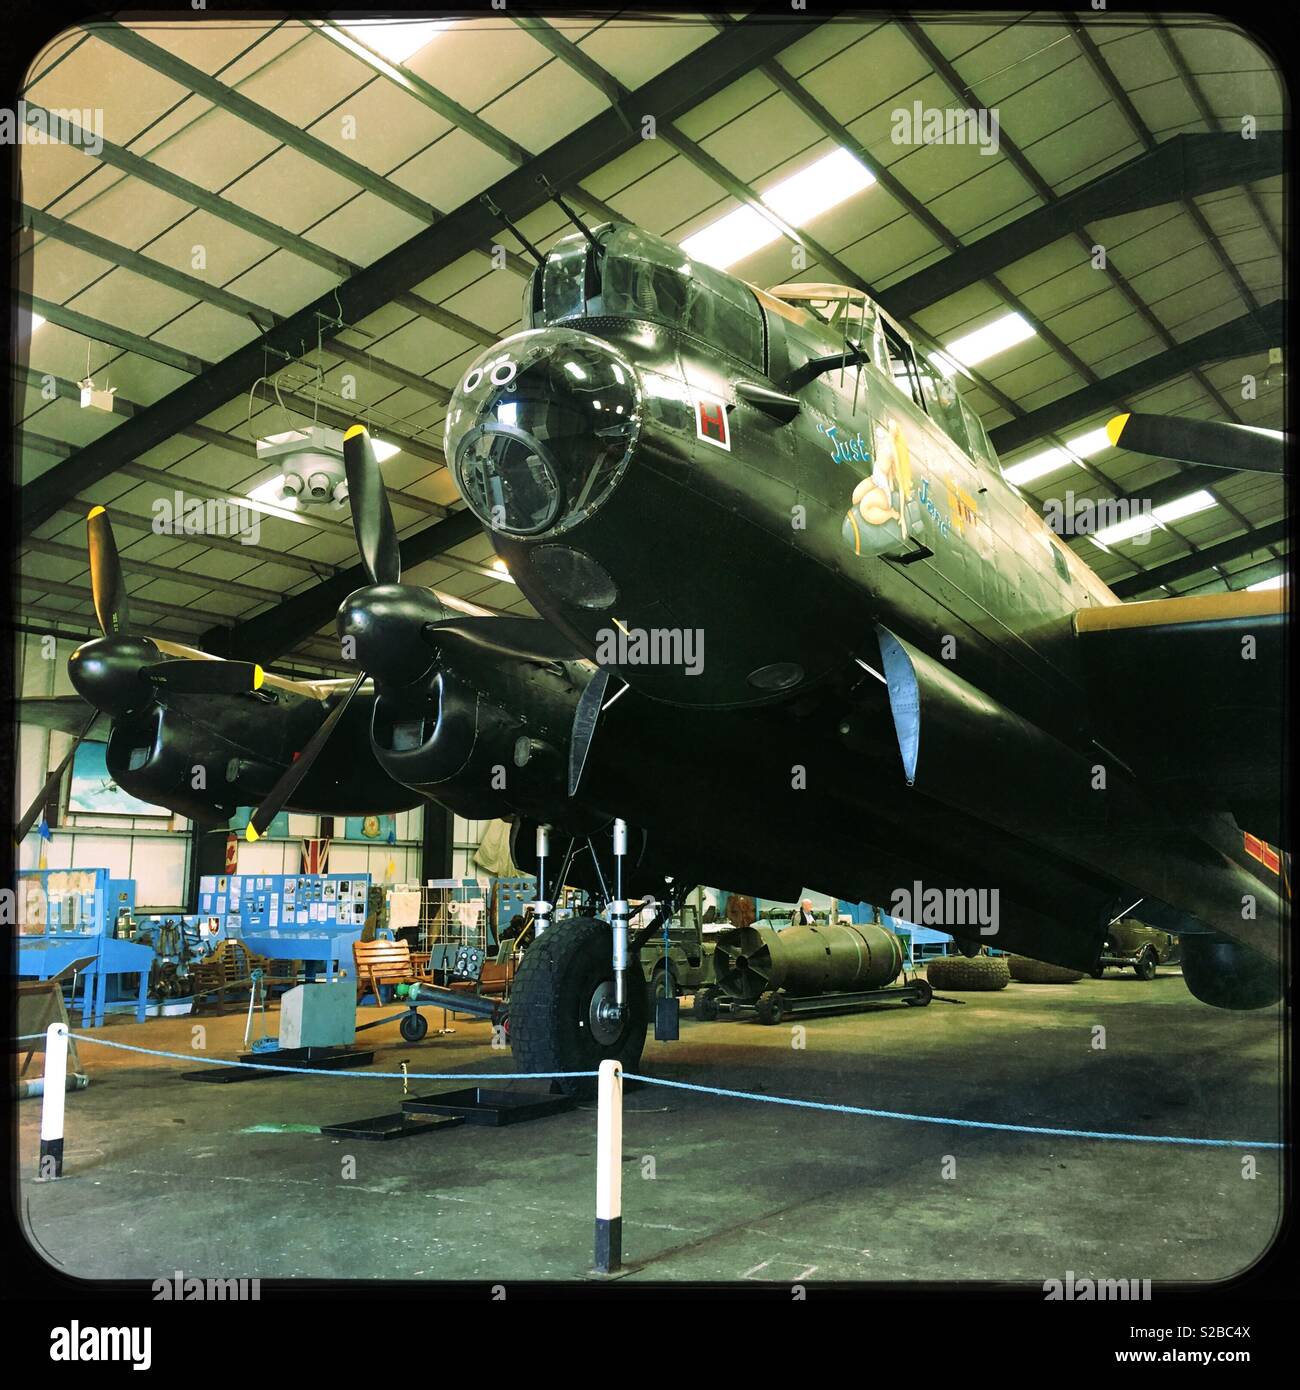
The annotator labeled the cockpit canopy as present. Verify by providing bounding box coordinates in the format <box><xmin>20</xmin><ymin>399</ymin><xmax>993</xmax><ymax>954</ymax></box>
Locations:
<box><xmin>524</xmin><ymin>223</ymin><xmax>765</xmax><ymax>370</ymax></box>
<box><xmin>520</xmin><ymin>223</ymin><xmax>997</xmax><ymax>474</ymax></box>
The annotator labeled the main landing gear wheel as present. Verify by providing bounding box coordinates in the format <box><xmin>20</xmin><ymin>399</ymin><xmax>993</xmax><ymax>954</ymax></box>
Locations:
<box><xmin>399</xmin><ymin>1010</ymin><xmax>429</xmax><ymax>1043</ymax></box>
<box><xmin>508</xmin><ymin>916</ymin><xmax>648</xmax><ymax>1098</ymax></box>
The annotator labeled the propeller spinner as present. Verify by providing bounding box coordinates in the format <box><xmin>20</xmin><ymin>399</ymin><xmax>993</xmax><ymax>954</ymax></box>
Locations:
<box><xmin>18</xmin><ymin>509</ymin><xmax>265</xmax><ymax>842</ymax></box>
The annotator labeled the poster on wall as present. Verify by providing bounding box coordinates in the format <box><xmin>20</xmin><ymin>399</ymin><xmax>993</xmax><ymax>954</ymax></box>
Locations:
<box><xmin>67</xmin><ymin>742</ymin><xmax>169</xmax><ymax>817</ymax></box>
<box><xmin>344</xmin><ymin>815</ymin><xmax>397</xmax><ymax>843</ymax></box>
<box><xmin>229</xmin><ymin>806</ymin><xmax>291</xmax><ymax>839</ymax></box>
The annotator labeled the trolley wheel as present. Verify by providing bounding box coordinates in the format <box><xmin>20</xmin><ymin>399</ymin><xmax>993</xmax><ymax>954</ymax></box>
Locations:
<box><xmin>754</xmin><ymin>991</ymin><xmax>784</xmax><ymax>1026</ymax></box>
<box><xmin>904</xmin><ymin>977</ymin><xmax>934</xmax><ymax>1006</ymax></box>
<box><xmin>399</xmin><ymin>1010</ymin><xmax>429</xmax><ymax>1043</ymax></box>
<box><xmin>693</xmin><ymin>988</ymin><xmax>720</xmax><ymax>1021</ymax></box>
<box><xmin>1134</xmin><ymin>946</ymin><xmax>1158</xmax><ymax>982</ymax></box>
<box><xmin>507</xmin><ymin>916</ymin><xmax>647</xmax><ymax>1099</ymax></box>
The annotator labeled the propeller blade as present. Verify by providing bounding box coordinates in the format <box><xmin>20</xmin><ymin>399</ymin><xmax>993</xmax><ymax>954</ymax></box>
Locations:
<box><xmin>245</xmin><ymin>670</ymin><xmax>367</xmax><ymax>841</ymax></box>
<box><xmin>87</xmin><ymin>506</ymin><xmax>129</xmax><ymax>636</ymax></box>
<box><xmin>145</xmin><ymin>660</ymin><xmax>264</xmax><ymax>696</ymax></box>
<box><xmin>1107</xmin><ymin>413</ymin><xmax>1285</xmax><ymax>474</ymax></box>
<box><xmin>16</xmin><ymin>709</ymin><xmax>99</xmax><ymax>842</ymax></box>
<box><xmin>343</xmin><ymin>425</ymin><xmax>400</xmax><ymax>586</ymax></box>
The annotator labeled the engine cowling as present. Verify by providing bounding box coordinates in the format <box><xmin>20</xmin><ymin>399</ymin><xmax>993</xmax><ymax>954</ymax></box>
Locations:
<box><xmin>368</xmin><ymin>635</ymin><xmax>603</xmax><ymax>833</ymax></box>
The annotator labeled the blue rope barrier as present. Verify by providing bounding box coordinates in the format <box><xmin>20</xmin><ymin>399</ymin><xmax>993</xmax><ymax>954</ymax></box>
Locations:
<box><xmin>622</xmin><ymin>1073</ymin><xmax>1283</xmax><ymax>1149</ymax></box>
<box><xmin>23</xmin><ymin>1032</ymin><xmax>1280</xmax><ymax>1149</ymax></box>
<box><xmin>62</xmin><ymin>1032</ymin><xmax>592</xmax><ymax>1082</ymax></box>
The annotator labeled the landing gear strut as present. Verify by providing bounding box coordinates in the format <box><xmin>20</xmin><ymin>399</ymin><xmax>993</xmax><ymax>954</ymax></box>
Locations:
<box><xmin>508</xmin><ymin>916</ymin><xmax>647</xmax><ymax>1097</ymax></box>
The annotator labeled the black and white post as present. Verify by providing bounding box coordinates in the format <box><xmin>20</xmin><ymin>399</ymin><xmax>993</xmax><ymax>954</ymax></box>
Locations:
<box><xmin>38</xmin><ymin>1021</ymin><xmax>69</xmax><ymax>1179</ymax></box>
<box><xmin>593</xmin><ymin>1057</ymin><xmax>623</xmax><ymax>1274</ymax></box>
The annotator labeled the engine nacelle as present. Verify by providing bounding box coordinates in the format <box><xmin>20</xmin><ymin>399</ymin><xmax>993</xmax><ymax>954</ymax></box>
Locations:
<box><xmin>369</xmin><ymin>640</ymin><xmax>603</xmax><ymax>833</ymax></box>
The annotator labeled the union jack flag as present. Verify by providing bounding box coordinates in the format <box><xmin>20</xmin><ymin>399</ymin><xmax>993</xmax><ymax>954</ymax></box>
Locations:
<box><xmin>300</xmin><ymin>838</ymin><xmax>330</xmax><ymax>875</ymax></box>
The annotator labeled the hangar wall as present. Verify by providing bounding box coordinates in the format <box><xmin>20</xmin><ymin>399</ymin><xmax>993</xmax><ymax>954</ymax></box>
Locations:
<box><xmin>14</xmin><ymin>632</ymin><xmax>428</xmax><ymax>909</ymax></box>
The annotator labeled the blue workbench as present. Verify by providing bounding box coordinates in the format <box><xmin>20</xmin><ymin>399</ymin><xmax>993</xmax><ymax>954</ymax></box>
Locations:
<box><xmin>15</xmin><ymin>935</ymin><xmax>152</xmax><ymax>1027</ymax></box>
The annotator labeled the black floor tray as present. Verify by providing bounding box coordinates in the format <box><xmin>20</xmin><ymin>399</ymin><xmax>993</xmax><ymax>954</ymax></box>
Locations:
<box><xmin>183</xmin><ymin>1047</ymin><xmax>374</xmax><ymax>1083</ymax></box>
<box><xmin>401</xmin><ymin>1086</ymin><xmax>575</xmax><ymax>1125</ymax></box>
<box><xmin>319</xmin><ymin>1111</ymin><xmax>465</xmax><ymax>1141</ymax></box>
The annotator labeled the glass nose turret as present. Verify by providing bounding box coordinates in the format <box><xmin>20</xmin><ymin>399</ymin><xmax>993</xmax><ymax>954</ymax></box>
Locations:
<box><xmin>444</xmin><ymin>329</ymin><xmax>641</xmax><ymax>538</ymax></box>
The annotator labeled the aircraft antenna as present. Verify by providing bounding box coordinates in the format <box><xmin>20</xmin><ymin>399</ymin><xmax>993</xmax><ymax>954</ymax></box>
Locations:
<box><xmin>480</xmin><ymin>193</ymin><xmax>546</xmax><ymax>267</ymax></box>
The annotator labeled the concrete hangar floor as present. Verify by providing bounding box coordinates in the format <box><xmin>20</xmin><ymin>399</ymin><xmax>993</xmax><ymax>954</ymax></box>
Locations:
<box><xmin>19</xmin><ymin>966</ymin><xmax>1281</xmax><ymax>1285</ymax></box>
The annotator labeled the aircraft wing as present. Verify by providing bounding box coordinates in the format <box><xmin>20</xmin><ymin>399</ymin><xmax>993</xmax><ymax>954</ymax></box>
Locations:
<box><xmin>1073</xmin><ymin>588</ymin><xmax>1286</xmax><ymax>843</ymax></box>
<box><xmin>12</xmin><ymin>696</ymin><xmax>111</xmax><ymax>741</ymax></box>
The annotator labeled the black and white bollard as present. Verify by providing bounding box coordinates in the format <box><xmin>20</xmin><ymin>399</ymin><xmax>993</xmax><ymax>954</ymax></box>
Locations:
<box><xmin>38</xmin><ymin>1022</ymin><xmax>69</xmax><ymax>1180</ymax></box>
<box><xmin>533</xmin><ymin>823</ymin><xmax>551</xmax><ymax>940</ymax></box>
<box><xmin>593</xmin><ymin>1057</ymin><xmax>623</xmax><ymax>1274</ymax></box>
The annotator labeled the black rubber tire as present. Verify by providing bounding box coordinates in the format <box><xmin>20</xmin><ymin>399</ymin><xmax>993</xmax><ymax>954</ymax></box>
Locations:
<box><xmin>399</xmin><ymin>1010</ymin><xmax>428</xmax><ymax>1043</ymax></box>
<box><xmin>1134</xmin><ymin>946</ymin><xmax>1158</xmax><ymax>982</ymax></box>
<box><xmin>1090</xmin><ymin>965</ymin><xmax>1106</xmax><ymax>980</ymax></box>
<box><xmin>754</xmin><ymin>991</ymin><xmax>784</xmax><ymax>1025</ymax></box>
<box><xmin>650</xmin><ymin>966</ymin><xmax>678</xmax><ymax>1002</ymax></box>
<box><xmin>693</xmin><ymin>988</ymin><xmax>720</xmax><ymax>1022</ymax></box>
<box><xmin>508</xmin><ymin>916</ymin><xmax>647</xmax><ymax>1098</ymax></box>
<box><xmin>1007</xmin><ymin>954</ymin><xmax>1085</xmax><ymax>984</ymax></box>
<box><xmin>904</xmin><ymin>977</ymin><xmax>934</xmax><ymax>1007</ymax></box>
<box><xmin>924</xmin><ymin>953</ymin><xmax>1011</xmax><ymax>992</ymax></box>
<box><xmin>1181</xmin><ymin>936</ymin><xmax>1281</xmax><ymax>1010</ymax></box>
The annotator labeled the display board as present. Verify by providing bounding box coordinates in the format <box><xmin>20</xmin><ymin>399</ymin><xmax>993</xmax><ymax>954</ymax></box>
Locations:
<box><xmin>197</xmin><ymin>872</ymin><xmax>371</xmax><ymax>933</ymax></box>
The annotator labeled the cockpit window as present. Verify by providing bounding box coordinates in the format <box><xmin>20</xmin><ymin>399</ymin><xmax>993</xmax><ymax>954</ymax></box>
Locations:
<box><xmin>542</xmin><ymin>235</ymin><xmax>589</xmax><ymax>322</ymax></box>
<box><xmin>916</xmin><ymin>352</ymin><xmax>972</xmax><ymax>456</ymax></box>
<box><xmin>598</xmin><ymin>225</ymin><xmax>764</xmax><ymax>370</ymax></box>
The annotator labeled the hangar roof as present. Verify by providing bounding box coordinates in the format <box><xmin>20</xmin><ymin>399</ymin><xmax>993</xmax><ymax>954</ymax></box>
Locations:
<box><xmin>14</xmin><ymin>12</ymin><xmax>1286</xmax><ymax>673</ymax></box>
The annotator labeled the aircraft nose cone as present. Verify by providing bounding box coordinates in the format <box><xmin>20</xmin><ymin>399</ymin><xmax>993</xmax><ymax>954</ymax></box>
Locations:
<box><xmin>68</xmin><ymin>635</ymin><xmax>158</xmax><ymax>714</ymax></box>
<box><xmin>445</xmin><ymin>331</ymin><xmax>641</xmax><ymax>539</ymax></box>
<box><xmin>336</xmin><ymin>584</ymin><xmax>445</xmax><ymax>687</ymax></box>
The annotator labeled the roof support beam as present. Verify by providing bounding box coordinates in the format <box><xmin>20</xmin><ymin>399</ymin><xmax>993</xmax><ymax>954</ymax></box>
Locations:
<box><xmin>26</xmin><ymin>104</ymin><xmax>495</xmax><ymax>345</ymax></box>
<box><xmin>22</xmin><ymin>203</ymin><xmax>277</xmax><ymax>328</ymax></box>
<box><xmin>1110</xmin><ymin>519</ymin><xmax>1288</xmax><ymax>597</ymax></box>
<box><xmin>879</xmin><ymin>131</ymin><xmax>1284</xmax><ymax>320</ymax></box>
<box><xmin>21</xmin><ymin>292</ymin><xmax>206</xmax><ymax>375</ymax></box>
<box><xmin>22</xmin><ymin>536</ymin><xmax>288</xmax><ymax>607</ymax></box>
<box><xmin>988</xmin><ymin>300</ymin><xmax>1284</xmax><ymax>457</ymax></box>
<box><xmin>94</xmin><ymin>21</ymin><xmax>441</xmax><ymax>227</ymax></box>
<box><xmin>44</xmin><ymin>500</ymin><xmax>340</xmax><ymax>577</ymax></box>
<box><xmin>204</xmin><ymin>509</ymin><xmax>484</xmax><ymax>661</ymax></box>
<box><xmin>21</xmin><ymin>16</ymin><xmax>813</xmax><ymax>534</ymax></box>
<box><xmin>13</xmin><ymin>365</ymin><xmax>445</xmax><ymax>517</ymax></box>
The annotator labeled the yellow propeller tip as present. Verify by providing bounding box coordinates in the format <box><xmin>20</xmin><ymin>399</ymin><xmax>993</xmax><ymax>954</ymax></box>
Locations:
<box><xmin>87</xmin><ymin>505</ymin><xmax>106</xmax><ymax>519</ymax></box>
<box><xmin>245</xmin><ymin>823</ymin><xmax>260</xmax><ymax>843</ymax></box>
<box><xmin>253</xmin><ymin>664</ymin><xmax>264</xmax><ymax>690</ymax></box>
<box><xmin>343</xmin><ymin>424</ymin><xmax>368</xmax><ymax>440</ymax></box>
<box><xmin>1106</xmin><ymin>413</ymin><xmax>1130</xmax><ymax>447</ymax></box>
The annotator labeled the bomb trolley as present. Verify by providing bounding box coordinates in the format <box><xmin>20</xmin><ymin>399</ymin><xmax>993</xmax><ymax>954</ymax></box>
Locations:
<box><xmin>694</xmin><ymin>919</ymin><xmax>933</xmax><ymax>1024</ymax></box>
<box><xmin>354</xmin><ymin>980</ymin><xmax>508</xmax><ymax>1043</ymax></box>
<box><xmin>353</xmin><ymin>944</ymin><xmax>506</xmax><ymax>1044</ymax></box>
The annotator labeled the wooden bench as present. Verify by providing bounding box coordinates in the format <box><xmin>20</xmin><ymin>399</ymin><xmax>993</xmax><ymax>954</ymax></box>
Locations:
<box><xmin>191</xmin><ymin>940</ymin><xmax>266</xmax><ymax>1012</ymax></box>
<box><xmin>352</xmin><ymin>939</ymin><xmax>433</xmax><ymax>1004</ymax></box>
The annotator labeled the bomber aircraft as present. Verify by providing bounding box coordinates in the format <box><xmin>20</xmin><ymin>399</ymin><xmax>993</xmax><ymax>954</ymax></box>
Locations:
<box><xmin>23</xmin><ymin>216</ymin><xmax>1287</xmax><ymax>1088</ymax></box>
